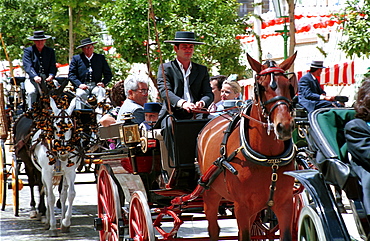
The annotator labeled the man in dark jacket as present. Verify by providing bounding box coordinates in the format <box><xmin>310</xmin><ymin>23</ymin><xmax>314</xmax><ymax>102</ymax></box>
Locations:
<box><xmin>157</xmin><ymin>31</ymin><xmax>213</xmax><ymax>120</ymax></box>
<box><xmin>23</xmin><ymin>30</ymin><xmax>57</xmax><ymax>108</ymax></box>
<box><xmin>298</xmin><ymin>60</ymin><xmax>338</xmax><ymax>113</ymax></box>
<box><xmin>69</xmin><ymin>37</ymin><xmax>112</xmax><ymax>109</ymax></box>
<box><xmin>157</xmin><ymin>31</ymin><xmax>213</xmax><ymax>170</ymax></box>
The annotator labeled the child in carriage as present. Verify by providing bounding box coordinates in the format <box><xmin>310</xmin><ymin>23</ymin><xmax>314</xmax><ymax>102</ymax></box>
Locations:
<box><xmin>344</xmin><ymin>79</ymin><xmax>370</xmax><ymax>223</ymax></box>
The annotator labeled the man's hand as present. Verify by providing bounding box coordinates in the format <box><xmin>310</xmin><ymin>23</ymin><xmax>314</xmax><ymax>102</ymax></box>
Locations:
<box><xmin>97</xmin><ymin>82</ymin><xmax>105</xmax><ymax>88</ymax></box>
<box><xmin>195</xmin><ymin>101</ymin><xmax>205</xmax><ymax>109</ymax></box>
<box><xmin>99</xmin><ymin>114</ymin><xmax>116</xmax><ymax>127</ymax></box>
<box><xmin>182</xmin><ymin>101</ymin><xmax>196</xmax><ymax>112</ymax></box>
<box><xmin>34</xmin><ymin>76</ymin><xmax>42</xmax><ymax>84</ymax></box>
<box><xmin>79</xmin><ymin>84</ymin><xmax>89</xmax><ymax>90</ymax></box>
<box><xmin>323</xmin><ymin>96</ymin><xmax>335</xmax><ymax>101</ymax></box>
<box><xmin>45</xmin><ymin>75</ymin><xmax>54</xmax><ymax>82</ymax></box>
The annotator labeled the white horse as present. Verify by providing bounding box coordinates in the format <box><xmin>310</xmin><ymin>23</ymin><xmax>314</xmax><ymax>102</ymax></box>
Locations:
<box><xmin>31</xmin><ymin>97</ymin><xmax>81</xmax><ymax>236</ymax></box>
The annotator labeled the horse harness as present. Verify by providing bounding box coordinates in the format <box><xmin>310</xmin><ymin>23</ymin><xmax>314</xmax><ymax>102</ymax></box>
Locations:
<box><xmin>197</xmin><ymin>66</ymin><xmax>297</xmax><ymax>208</ymax></box>
<box><xmin>31</xmin><ymin>109</ymin><xmax>81</xmax><ymax>172</ymax></box>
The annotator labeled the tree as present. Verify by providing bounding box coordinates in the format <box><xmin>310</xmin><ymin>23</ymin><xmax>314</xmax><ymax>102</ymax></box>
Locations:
<box><xmin>101</xmin><ymin>0</ymin><xmax>249</xmax><ymax>78</ymax></box>
<box><xmin>335</xmin><ymin>0</ymin><xmax>370</xmax><ymax>58</ymax></box>
<box><xmin>0</xmin><ymin>0</ymin><xmax>109</xmax><ymax>65</ymax></box>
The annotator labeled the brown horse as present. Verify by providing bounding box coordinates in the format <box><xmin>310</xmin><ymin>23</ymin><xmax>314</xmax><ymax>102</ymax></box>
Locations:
<box><xmin>197</xmin><ymin>52</ymin><xmax>298</xmax><ymax>241</ymax></box>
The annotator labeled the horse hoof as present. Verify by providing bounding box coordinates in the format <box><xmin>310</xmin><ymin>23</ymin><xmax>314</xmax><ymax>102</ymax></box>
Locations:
<box><xmin>30</xmin><ymin>210</ymin><xmax>38</xmax><ymax>219</ymax></box>
<box><xmin>40</xmin><ymin>216</ymin><xmax>47</xmax><ymax>224</ymax></box>
<box><xmin>49</xmin><ymin>230</ymin><xmax>58</xmax><ymax>237</ymax></box>
<box><xmin>61</xmin><ymin>224</ymin><xmax>70</xmax><ymax>233</ymax></box>
<box><xmin>44</xmin><ymin>223</ymin><xmax>51</xmax><ymax>230</ymax></box>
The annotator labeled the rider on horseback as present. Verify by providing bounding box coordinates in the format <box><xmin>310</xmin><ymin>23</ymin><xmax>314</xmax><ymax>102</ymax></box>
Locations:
<box><xmin>68</xmin><ymin>37</ymin><xmax>113</xmax><ymax>109</ymax></box>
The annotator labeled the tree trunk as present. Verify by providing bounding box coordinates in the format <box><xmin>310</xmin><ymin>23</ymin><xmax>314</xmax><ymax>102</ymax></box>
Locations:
<box><xmin>287</xmin><ymin>0</ymin><xmax>296</xmax><ymax>71</ymax></box>
<box><xmin>69</xmin><ymin>6</ymin><xmax>73</xmax><ymax>63</ymax></box>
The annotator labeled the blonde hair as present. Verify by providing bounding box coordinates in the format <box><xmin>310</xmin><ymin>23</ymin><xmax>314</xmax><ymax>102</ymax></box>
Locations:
<box><xmin>222</xmin><ymin>80</ymin><xmax>241</xmax><ymax>94</ymax></box>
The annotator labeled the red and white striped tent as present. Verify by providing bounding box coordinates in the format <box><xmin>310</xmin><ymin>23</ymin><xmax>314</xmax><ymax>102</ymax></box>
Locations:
<box><xmin>239</xmin><ymin>61</ymin><xmax>355</xmax><ymax>100</ymax></box>
<box><xmin>297</xmin><ymin>61</ymin><xmax>355</xmax><ymax>86</ymax></box>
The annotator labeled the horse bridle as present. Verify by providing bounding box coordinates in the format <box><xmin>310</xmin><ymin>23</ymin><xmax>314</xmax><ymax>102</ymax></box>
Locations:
<box><xmin>255</xmin><ymin>67</ymin><xmax>294</xmax><ymax>119</ymax></box>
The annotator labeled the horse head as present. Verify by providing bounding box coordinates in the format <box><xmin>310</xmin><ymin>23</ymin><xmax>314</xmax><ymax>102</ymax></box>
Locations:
<box><xmin>247</xmin><ymin>52</ymin><xmax>297</xmax><ymax>141</ymax></box>
<box><xmin>50</xmin><ymin>97</ymin><xmax>77</xmax><ymax>160</ymax></box>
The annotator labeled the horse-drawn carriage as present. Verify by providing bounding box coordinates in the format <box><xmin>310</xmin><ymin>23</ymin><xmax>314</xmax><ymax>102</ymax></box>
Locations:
<box><xmin>93</xmin><ymin>54</ymin><xmax>368</xmax><ymax>241</ymax></box>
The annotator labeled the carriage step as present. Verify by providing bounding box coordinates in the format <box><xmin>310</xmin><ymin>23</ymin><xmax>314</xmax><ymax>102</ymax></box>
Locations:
<box><xmin>151</xmin><ymin>188</ymin><xmax>190</xmax><ymax>197</ymax></box>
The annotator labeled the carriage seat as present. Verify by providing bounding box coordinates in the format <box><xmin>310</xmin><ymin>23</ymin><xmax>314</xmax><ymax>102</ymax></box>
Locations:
<box><xmin>165</xmin><ymin>118</ymin><xmax>209</xmax><ymax>191</ymax></box>
<box><xmin>316</xmin><ymin>108</ymin><xmax>355</xmax><ymax>163</ymax></box>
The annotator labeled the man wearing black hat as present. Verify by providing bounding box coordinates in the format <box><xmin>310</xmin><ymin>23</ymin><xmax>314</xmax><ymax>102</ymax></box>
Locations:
<box><xmin>298</xmin><ymin>60</ymin><xmax>340</xmax><ymax>113</ymax></box>
<box><xmin>23</xmin><ymin>30</ymin><xmax>57</xmax><ymax>108</ymax></box>
<box><xmin>157</xmin><ymin>31</ymin><xmax>213</xmax><ymax>120</ymax></box>
<box><xmin>157</xmin><ymin>31</ymin><xmax>213</xmax><ymax>169</ymax></box>
<box><xmin>68</xmin><ymin>37</ymin><xmax>112</xmax><ymax>109</ymax></box>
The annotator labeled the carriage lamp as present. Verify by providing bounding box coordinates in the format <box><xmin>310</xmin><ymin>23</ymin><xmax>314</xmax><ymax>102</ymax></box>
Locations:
<box><xmin>119</xmin><ymin>124</ymin><xmax>141</xmax><ymax>144</ymax></box>
<box><xmin>272</xmin><ymin>0</ymin><xmax>289</xmax><ymax>60</ymax></box>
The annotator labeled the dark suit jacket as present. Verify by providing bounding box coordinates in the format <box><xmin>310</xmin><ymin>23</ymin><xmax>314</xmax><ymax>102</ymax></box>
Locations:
<box><xmin>23</xmin><ymin>45</ymin><xmax>57</xmax><ymax>80</ymax></box>
<box><xmin>345</xmin><ymin>118</ymin><xmax>370</xmax><ymax>173</ymax></box>
<box><xmin>298</xmin><ymin>72</ymin><xmax>326</xmax><ymax>113</ymax></box>
<box><xmin>157</xmin><ymin>60</ymin><xmax>213</xmax><ymax>120</ymax></box>
<box><xmin>68</xmin><ymin>53</ymin><xmax>112</xmax><ymax>87</ymax></box>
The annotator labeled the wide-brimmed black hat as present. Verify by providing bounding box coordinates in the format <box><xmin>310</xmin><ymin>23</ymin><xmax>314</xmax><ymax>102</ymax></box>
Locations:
<box><xmin>27</xmin><ymin>30</ymin><xmax>51</xmax><ymax>41</ymax></box>
<box><xmin>164</xmin><ymin>31</ymin><xmax>205</xmax><ymax>45</ymax></box>
<box><xmin>310</xmin><ymin>60</ymin><xmax>326</xmax><ymax>68</ymax></box>
<box><xmin>77</xmin><ymin>38</ymin><xmax>98</xmax><ymax>49</ymax></box>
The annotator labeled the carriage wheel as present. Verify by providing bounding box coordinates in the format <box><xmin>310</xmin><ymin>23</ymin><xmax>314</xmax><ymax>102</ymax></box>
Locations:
<box><xmin>97</xmin><ymin>165</ymin><xmax>123</xmax><ymax>241</ymax></box>
<box><xmin>129</xmin><ymin>191</ymin><xmax>155</xmax><ymax>241</ymax></box>
<box><xmin>298</xmin><ymin>206</ymin><xmax>326</xmax><ymax>241</ymax></box>
<box><xmin>0</xmin><ymin>139</ymin><xmax>7</xmax><ymax>210</ymax></box>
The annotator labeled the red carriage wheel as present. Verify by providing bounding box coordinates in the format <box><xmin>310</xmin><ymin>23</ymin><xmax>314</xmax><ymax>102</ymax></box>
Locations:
<box><xmin>129</xmin><ymin>191</ymin><xmax>155</xmax><ymax>241</ymax></box>
<box><xmin>97</xmin><ymin>165</ymin><xmax>123</xmax><ymax>241</ymax></box>
<box><xmin>0</xmin><ymin>139</ymin><xmax>7</xmax><ymax>211</ymax></box>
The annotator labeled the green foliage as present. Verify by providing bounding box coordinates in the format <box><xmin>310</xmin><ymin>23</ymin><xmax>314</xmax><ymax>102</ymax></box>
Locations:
<box><xmin>0</xmin><ymin>0</ymin><xmax>109</xmax><ymax>64</ymax></box>
<box><xmin>334</xmin><ymin>0</ymin><xmax>370</xmax><ymax>58</ymax></box>
<box><xmin>101</xmin><ymin>0</ymin><xmax>249</xmax><ymax>78</ymax></box>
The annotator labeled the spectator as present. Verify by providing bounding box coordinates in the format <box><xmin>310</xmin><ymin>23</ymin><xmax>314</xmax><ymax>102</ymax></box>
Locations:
<box><xmin>69</xmin><ymin>37</ymin><xmax>112</xmax><ymax>109</ymax></box>
<box><xmin>208</xmin><ymin>75</ymin><xmax>227</xmax><ymax>113</ymax></box>
<box><xmin>117</xmin><ymin>75</ymin><xmax>149</xmax><ymax>124</ymax></box>
<box><xmin>211</xmin><ymin>80</ymin><xmax>241</xmax><ymax>117</ymax></box>
<box><xmin>23</xmin><ymin>30</ymin><xmax>57</xmax><ymax>109</ymax></box>
<box><xmin>344</xmin><ymin>79</ymin><xmax>370</xmax><ymax>219</ymax></box>
<box><xmin>99</xmin><ymin>80</ymin><xmax>126</xmax><ymax>127</ymax></box>
<box><xmin>142</xmin><ymin>102</ymin><xmax>162</xmax><ymax>130</ymax></box>
<box><xmin>298</xmin><ymin>60</ymin><xmax>340</xmax><ymax>113</ymax></box>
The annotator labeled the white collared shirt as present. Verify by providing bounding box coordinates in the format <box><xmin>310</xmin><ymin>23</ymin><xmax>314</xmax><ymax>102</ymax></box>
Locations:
<box><xmin>176</xmin><ymin>59</ymin><xmax>193</xmax><ymax>103</ymax></box>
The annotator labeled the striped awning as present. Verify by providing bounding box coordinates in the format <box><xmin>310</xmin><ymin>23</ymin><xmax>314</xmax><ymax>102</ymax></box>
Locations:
<box><xmin>297</xmin><ymin>61</ymin><xmax>355</xmax><ymax>86</ymax></box>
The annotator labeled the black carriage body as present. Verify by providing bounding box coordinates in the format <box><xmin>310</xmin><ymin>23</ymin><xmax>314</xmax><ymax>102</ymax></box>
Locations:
<box><xmin>289</xmin><ymin>108</ymin><xmax>369</xmax><ymax>240</ymax></box>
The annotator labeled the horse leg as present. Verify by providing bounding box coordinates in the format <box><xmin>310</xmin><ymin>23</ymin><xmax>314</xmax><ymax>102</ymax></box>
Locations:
<box><xmin>59</xmin><ymin>176</ymin><xmax>67</xmax><ymax>221</ymax></box>
<box><xmin>20</xmin><ymin>151</ymin><xmax>38</xmax><ymax>218</ymax></box>
<box><xmin>42</xmin><ymin>170</ymin><xmax>58</xmax><ymax>236</ymax></box>
<box><xmin>272</xmin><ymin>199</ymin><xmax>293</xmax><ymax>241</ymax></box>
<box><xmin>61</xmin><ymin>170</ymin><xmax>76</xmax><ymax>232</ymax></box>
<box><xmin>28</xmin><ymin>185</ymin><xmax>37</xmax><ymax>218</ymax></box>
<box><xmin>234</xmin><ymin>203</ymin><xmax>253</xmax><ymax>241</ymax></box>
<box><xmin>203</xmin><ymin>188</ymin><xmax>222</xmax><ymax>241</ymax></box>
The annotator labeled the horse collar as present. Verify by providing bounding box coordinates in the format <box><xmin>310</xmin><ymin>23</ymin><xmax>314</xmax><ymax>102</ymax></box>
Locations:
<box><xmin>239</xmin><ymin>105</ymin><xmax>296</xmax><ymax>167</ymax></box>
